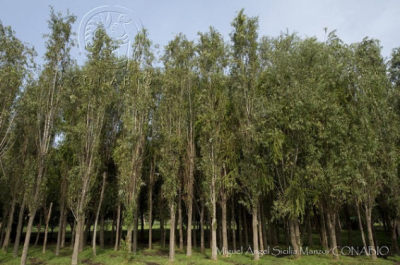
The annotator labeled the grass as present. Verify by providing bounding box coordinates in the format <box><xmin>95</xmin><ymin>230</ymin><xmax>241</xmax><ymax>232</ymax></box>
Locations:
<box><xmin>1</xmin><ymin>226</ymin><xmax>400</xmax><ymax>264</ymax></box>
<box><xmin>1</xmin><ymin>243</ymin><xmax>400</xmax><ymax>265</ymax></box>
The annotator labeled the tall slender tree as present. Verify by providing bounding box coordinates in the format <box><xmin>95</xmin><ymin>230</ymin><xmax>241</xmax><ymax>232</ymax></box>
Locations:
<box><xmin>20</xmin><ymin>8</ymin><xmax>75</xmax><ymax>265</ymax></box>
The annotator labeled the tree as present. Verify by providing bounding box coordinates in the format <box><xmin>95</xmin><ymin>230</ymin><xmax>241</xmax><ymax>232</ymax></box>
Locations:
<box><xmin>230</xmin><ymin>10</ymin><xmax>270</xmax><ymax>261</ymax></box>
<box><xmin>197</xmin><ymin>27</ymin><xmax>231</xmax><ymax>260</ymax></box>
<box><xmin>113</xmin><ymin>28</ymin><xmax>154</xmax><ymax>255</ymax></box>
<box><xmin>0</xmin><ymin>22</ymin><xmax>33</xmax><ymax>160</ymax></box>
<box><xmin>64</xmin><ymin>27</ymin><xmax>116</xmax><ymax>265</ymax></box>
<box><xmin>20</xmin><ymin>8</ymin><xmax>75</xmax><ymax>265</ymax></box>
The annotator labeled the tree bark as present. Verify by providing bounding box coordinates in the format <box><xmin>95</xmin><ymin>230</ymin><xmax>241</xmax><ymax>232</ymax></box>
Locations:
<box><xmin>211</xmin><ymin>200</ymin><xmax>217</xmax><ymax>260</ymax></box>
<box><xmin>126</xmin><ymin>228</ymin><xmax>132</xmax><ymax>254</ymax></box>
<box><xmin>192</xmin><ymin>204</ymin><xmax>196</xmax><ymax>248</ymax></box>
<box><xmin>42</xmin><ymin>202</ymin><xmax>53</xmax><ymax>254</ymax></box>
<box><xmin>200</xmin><ymin>199</ymin><xmax>205</xmax><ymax>254</ymax></box>
<box><xmin>252</xmin><ymin>205</ymin><xmax>260</xmax><ymax>260</ymax></box>
<box><xmin>221</xmin><ymin>195</ymin><xmax>228</xmax><ymax>256</ymax></box>
<box><xmin>326</xmin><ymin>212</ymin><xmax>339</xmax><ymax>260</ymax></box>
<box><xmin>335</xmin><ymin>213</ymin><xmax>342</xmax><ymax>248</ymax></box>
<box><xmin>13</xmin><ymin>197</ymin><xmax>26</xmax><ymax>258</ymax></box>
<box><xmin>260</xmin><ymin>205</ymin><xmax>267</xmax><ymax>249</ymax></box>
<box><xmin>258</xmin><ymin>205</ymin><xmax>264</xmax><ymax>252</ymax></box>
<box><xmin>148</xmin><ymin>182</ymin><xmax>153</xmax><ymax>250</ymax></box>
<box><xmin>238</xmin><ymin>206</ymin><xmax>243</xmax><ymax>248</ymax></box>
<box><xmin>319</xmin><ymin>207</ymin><xmax>328</xmax><ymax>249</ymax></box>
<box><xmin>92</xmin><ymin>171</ymin><xmax>106</xmax><ymax>256</ymax></box>
<box><xmin>178</xmin><ymin>198</ymin><xmax>183</xmax><ymax>251</ymax></box>
<box><xmin>71</xmin><ymin>216</ymin><xmax>83</xmax><ymax>265</ymax></box>
<box><xmin>20</xmin><ymin>212</ymin><xmax>36</xmax><ymax>265</ymax></box>
<box><xmin>114</xmin><ymin>202</ymin><xmax>121</xmax><ymax>251</ymax></box>
<box><xmin>231</xmin><ymin>199</ymin><xmax>236</xmax><ymax>251</ymax></box>
<box><xmin>356</xmin><ymin>201</ymin><xmax>369</xmax><ymax>256</ymax></box>
<box><xmin>56</xmin><ymin>200</ymin><xmax>65</xmax><ymax>256</ymax></box>
<box><xmin>289</xmin><ymin>219</ymin><xmax>300</xmax><ymax>259</ymax></box>
<box><xmin>169</xmin><ymin>203</ymin><xmax>176</xmax><ymax>262</ymax></box>
<box><xmin>365</xmin><ymin>203</ymin><xmax>377</xmax><ymax>259</ymax></box>
<box><xmin>61</xmin><ymin>210</ymin><xmax>67</xmax><ymax>248</ymax></box>
<box><xmin>186</xmin><ymin>196</ymin><xmax>193</xmax><ymax>256</ymax></box>
<box><xmin>34</xmin><ymin>212</ymin><xmax>42</xmax><ymax>246</ymax></box>
<box><xmin>2</xmin><ymin>194</ymin><xmax>16</xmax><ymax>251</ymax></box>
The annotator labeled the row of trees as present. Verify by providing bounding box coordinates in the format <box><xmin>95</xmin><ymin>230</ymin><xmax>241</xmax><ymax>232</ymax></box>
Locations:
<box><xmin>1</xmin><ymin>7</ymin><xmax>400</xmax><ymax>264</ymax></box>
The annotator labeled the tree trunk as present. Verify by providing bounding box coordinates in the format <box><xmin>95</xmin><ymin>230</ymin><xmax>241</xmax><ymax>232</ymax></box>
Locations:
<box><xmin>186</xmin><ymin>197</ymin><xmax>193</xmax><ymax>256</ymax></box>
<box><xmin>252</xmin><ymin>205</ymin><xmax>260</xmax><ymax>261</ymax></box>
<box><xmin>211</xmin><ymin>200</ymin><xmax>217</xmax><ymax>260</ymax></box>
<box><xmin>355</xmin><ymin>201</ymin><xmax>369</xmax><ymax>256</ymax></box>
<box><xmin>114</xmin><ymin>202</ymin><xmax>121</xmax><ymax>251</ymax></box>
<box><xmin>319</xmin><ymin>207</ymin><xmax>328</xmax><ymax>249</ymax></box>
<box><xmin>61</xmin><ymin>210</ymin><xmax>67</xmax><ymax>248</ymax></box>
<box><xmin>71</xmin><ymin>216</ymin><xmax>84</xmax><ymax>265</ymax></box>
<box><xmin>258</xmin><ymin>205</ymin><xmax>264</xmax><ymax>252</ymax></box>
<box><xmin>35</xmin><ymin>212</ymin><xmax>42</xmax><ymax>246</ymax></box>
<box><xmin>13</xmin><ymin>197</ymin><xmax>26</xmax><ymax>258</ymax></box>
<box><xmin>231</xmin><ymin>199</ymin><xmax>236</xmax><ymax>251</ymax></box>
<box><xmin>192</xmin><ymin>205</ymin><xmax>196</xmax><ymax>248</ymax></box>
<box><xmin>56</xmin><ymin>200</ymin><xmax>65</xmax><ymax>256</ymax></box>
<box><xmin>148</xmin><ymin>183</ymin><xmax>153</xmax><ymax>250</ymax></box>
<box><xmin>200</xmin><ymin>199</ymin><xmax>205</xmax><ymax>254</ymax></box>
<box><xmin>20</xmin><ymin>211</ymin><xmax>37</xmax><ymax>265</ymax></box>
<box><xmin>169</xmin><ymin>203</ymin><xmax>176</xmax><ymax>262</ymax></box>
<box><xmin>2</xmin><ymin>194</ymin><xmax>16</xmax><ymax>251</ymax></box>
<box><xmin>92</xmin><ymin>171</ymin><xmax>106</xmax><ymax>256</ymax></box>
<box><xmin>238</xmin><ymin>206</ymin><xmax>243</xmax><ymax>248</ymax></box>
<box><xmin>335</xmin><ymin>213</ymin><xmax>342</xmax><ymax>248</ymax></box>
<box><xmin>42</xmin><ymin>202</ymin><xmax>53</xmax><ymax>254</ymax></box>
<box><xmin>178</xmin><ymin>198</ymin><xmax>183</xmax><ymax>251</ymax></box>
<box><xmin>260</xmin><ymin>205</ymin><xmax>267</xmax><ymax>249</ymax></box>
<box><xmin>126</xmin><ymin>228</ymin><xmax>132</xmax><ymax>254</ymax></box>
<box><xmin>221</xmin><ymin>195</ymin><xmax>228</xmax><ymax>256</ymax></box>
<box><xmin>326</xmin><ymin>212</ymin><xmax>339</xmax><ymax>260</ymax></box>
<box><xmin>289</xmin><ymin>219</ymin><xmax>300</xmax><ymax>259</ymax></box>
<box><xmin>365</xmin><ymin>203</ymin><xmax>377</xmax><ymax>259</ymax></box>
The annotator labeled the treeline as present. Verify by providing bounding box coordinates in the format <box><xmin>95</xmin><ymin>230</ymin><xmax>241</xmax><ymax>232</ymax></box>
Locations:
<box><xmin>1</xmin><ymin>7</ymin><xmax>400</xmax><ymax>265</ymax></box>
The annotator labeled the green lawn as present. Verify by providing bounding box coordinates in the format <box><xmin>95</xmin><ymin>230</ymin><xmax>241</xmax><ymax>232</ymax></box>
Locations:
<box><xmin>1</xmin><ymin>243</ymin><xmax>400</xmax><ymax>265</ymax></box>
<box><xmin>2</xmin><ymin>226</ymin><xmax>399</xmax><ymax>264</ymax></box>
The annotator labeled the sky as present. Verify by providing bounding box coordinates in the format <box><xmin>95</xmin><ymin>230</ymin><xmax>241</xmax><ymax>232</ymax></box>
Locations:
<box><xmin>1</xmin><ymin>0</ymin><xmax>399</xmax><ymax>65</ymax></box>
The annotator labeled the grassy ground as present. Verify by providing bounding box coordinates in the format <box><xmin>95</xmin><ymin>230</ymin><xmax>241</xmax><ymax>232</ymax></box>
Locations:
<box><xmin>1</xmin><ymin>226</ymin><xmax>399</xmax><ymax>264</ymax></box>
<box><xmin>1</xmin><ymin>243</ymin><xmax>400</xmax><ymax>265</ymax></box>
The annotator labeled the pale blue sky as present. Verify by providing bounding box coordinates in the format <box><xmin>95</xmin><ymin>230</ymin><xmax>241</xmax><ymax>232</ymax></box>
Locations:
<box><xmin>1</xmin><ymin>0</ymin><xmax>399</xmax><ymax>64</ymax></box>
